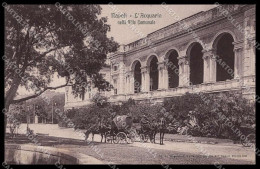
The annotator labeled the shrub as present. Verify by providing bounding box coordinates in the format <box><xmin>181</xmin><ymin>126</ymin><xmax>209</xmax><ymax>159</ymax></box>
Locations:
<box><xmin>62</xmin><ymin>92</ymin><xmax>255</xmax><ymax>140</ymax></box>
<box><xmin>163</xmin><ymin>92</ymin><xmax>255</xmax><ymax>139</ymax></box>
<box><xmin>91</xmin><ymin>93</ymin><xmax>109</xmax><ymax>107</ymax></box>
<box><xmin>128</xmin><ymin>103</ymin><xmax>162</xmax><ymax>122</ymax></box>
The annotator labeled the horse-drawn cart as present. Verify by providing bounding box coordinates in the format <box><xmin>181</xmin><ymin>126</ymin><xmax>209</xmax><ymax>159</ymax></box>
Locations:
<box><xmin>106</xmin><ymin>115</ymin><xmax>136</xmax><ymax>144</ymax></box>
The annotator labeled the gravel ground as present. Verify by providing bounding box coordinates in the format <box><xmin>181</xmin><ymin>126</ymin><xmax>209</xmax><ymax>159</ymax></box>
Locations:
<box><xmin>54</xmin><ymin>143</ymin><xmax>254</xmax><ymax>164</ymax></box>
<box><xmin>6</xmin><ymin>124</ymin><xmax>255</xmax><ymax>164</ymax></box>
<box><xmin>5</xmin><ymin>134</ymin><xmax>255</xmax><ymax>164</ymax></box>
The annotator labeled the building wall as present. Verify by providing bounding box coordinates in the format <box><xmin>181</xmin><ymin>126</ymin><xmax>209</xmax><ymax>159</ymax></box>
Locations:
<box><xmin>65</xmin><ymin>5</ymin><xmax>256</xmax><ymax>109</ymax></box>
<box><xmin>108</xmin><ymin>5</ymin><xmax>255</xmax><ymax>103</ymax></box>
<box><xmin>64</xmin><ymin>67</ymin><xmax>113</xmax><ymax>109</ymax></box>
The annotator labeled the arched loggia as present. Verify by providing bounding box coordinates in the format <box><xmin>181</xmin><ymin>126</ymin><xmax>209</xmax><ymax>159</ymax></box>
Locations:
<box><xmin>214</xmin><ymin>33</ymin><xmax>235</xmax><ymax>81</ymax></box>
<box><xmin>149</xmin><ymin>56</ymin><xmax>159</xmax><ymax>91</ymax></box>
<box><xmin>166</xmin><ymin>50</ymin><xmax>179</xmax><ymax>88</ymax></box>
<box><xmin>188</xmin><ymin>42</ymin><xmax>204</xmax><ymax>85</ymax></box>
<box><xmin>133</xmin><ymin>61</ymin><xmax>142</xmax><ymax>93</ymax></box>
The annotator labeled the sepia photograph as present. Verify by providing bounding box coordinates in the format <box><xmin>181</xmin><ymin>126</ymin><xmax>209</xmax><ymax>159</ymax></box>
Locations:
<box><xmin>3</xmin><ymin>3</ymin><xmax>256</xmax><ymax>165</ymax></box>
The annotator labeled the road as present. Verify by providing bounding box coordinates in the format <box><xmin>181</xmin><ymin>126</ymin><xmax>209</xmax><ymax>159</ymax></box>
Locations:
<box><xmin>7</xmin><ymin>123</ymin><xmax>255</xmax><ymax>164</ymax></box>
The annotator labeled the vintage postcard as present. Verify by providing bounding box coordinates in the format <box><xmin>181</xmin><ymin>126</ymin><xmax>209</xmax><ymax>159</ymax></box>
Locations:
<box><xmin>4</xmin><ymin>3</ymin><xmax>256</xmax><ymax>165</ymax></box>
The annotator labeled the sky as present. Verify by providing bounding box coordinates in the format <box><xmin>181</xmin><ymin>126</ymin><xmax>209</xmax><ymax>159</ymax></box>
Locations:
<box><xmin>100</xmin><ymin>4</ymin><xmax>217</xmax><ymax>44</ymax></box>
<box><xmin>16</xmin><ymin>4</ymin><xmax>217</xmax><ymax>96</ymax></box>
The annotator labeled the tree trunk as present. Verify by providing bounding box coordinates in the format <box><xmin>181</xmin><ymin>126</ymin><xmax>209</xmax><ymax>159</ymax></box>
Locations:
<box><xmin>5</xmin><ymin>76</ymin><xmax>22</xmax><ymax>135</ymax></box>
<box><xmin>4</xmin><ymin>103</ymin><xmax>10</xmax><ymax>137</ymax></box>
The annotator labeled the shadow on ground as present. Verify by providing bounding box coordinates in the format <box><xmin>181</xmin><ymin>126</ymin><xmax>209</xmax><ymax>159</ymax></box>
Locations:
<box><xmin>5</xmin><ymin>133</ymin><xmax>104</xmax><ymax>146</ymax></box>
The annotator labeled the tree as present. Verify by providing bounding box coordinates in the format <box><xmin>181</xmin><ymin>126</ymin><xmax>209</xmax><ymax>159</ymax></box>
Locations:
<box><xmin>22</xmin><ymin>93</ymin><xmax>65</xmax><ymax>123</ymax></box>
<box><xmin>4</xmin><ymin>5</ymin><xmax>119</xmax><ymax>131</ymax></box>
<box><xmin>163</xmin><ymin>92</ymin><xmax>255</xmax><ymax>138</ymax></box>
<box><xmin>6</xmin><ymin>104</ymin><xmax>26</xmax><ymax>138</ymax></box>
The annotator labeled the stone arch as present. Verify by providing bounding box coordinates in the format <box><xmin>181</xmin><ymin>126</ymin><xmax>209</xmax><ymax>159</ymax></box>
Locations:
<box><xmin>132</xmin><ymin>60</ymin><xmax>142</xmax><ymax>93</ymax></box>
<box><xmin>146</xmin><ymin>53</ymin><xmax>159</xmax><ymax>66</ymax></box>
<box><xmin>130</xmin><ymin>59</ymin><xmax>143</xmax><ymax>71</ymax></box>
<box><xmin>185</xmin><ymin>40</ymin><xmax>205</xmax><ymax>57</ymax></box>
<box><xmin>212</xmin><ymin>32</ymin><xmax>235</xmax><ymax>81</ymax></box>
<box><xmin>186</xmin><ymin>42</ymin><xmax>204</xmax><ymax>85</ymax></box>
<box><xmin>147</xmin><ymin>55</ymin><xmax>159</xmax><ymax>91</ymax></box>
<box><xmin>211</xmin><ymin>29</ymin><xmax>237</xmax><ymax>48</ymax></box>
<box><xmin>165</xmin><ymin>49</ymin><xmax>179</xmax><ymax>88</ymax></box>
<box><xmin>163</xmin><ymin>47</ymin><xmax>180</xmax><ymax>60</ymax></box>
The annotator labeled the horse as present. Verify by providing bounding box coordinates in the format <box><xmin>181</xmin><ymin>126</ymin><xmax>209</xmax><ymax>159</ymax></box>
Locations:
<box><xmin>158</xmin><ymin>117</ymin><xmax>167</xmax><ymax>145</ymax></box>
<box><xmin>84</xmin><ymin>119</ymin><xmax>111</xmax><ymax>143</ymax></box>
<box><xmin>99</xmin><ymin>122</ymin><xmax>111</xmax><ymax>143</ymax></box>
<box><xmin>140</xmin><ymin>116</ymin><xmax>157</xmax><ymax>143</ymax></box>
<box><xmin>84</xmin><ymin>124</ymin><xmax>100</xmax><ymax>142</ymax></box>
<box><xmin>149</xmin><ymin>120</ymin><xmax>158</xmax><ymax>143</ymax></box>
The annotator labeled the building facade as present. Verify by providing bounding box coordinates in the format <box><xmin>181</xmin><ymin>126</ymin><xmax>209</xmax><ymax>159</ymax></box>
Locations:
<box><xmin>65</xmin><ymin>4</ymin><xmax>256</xmax><ymax>109</ymax></box>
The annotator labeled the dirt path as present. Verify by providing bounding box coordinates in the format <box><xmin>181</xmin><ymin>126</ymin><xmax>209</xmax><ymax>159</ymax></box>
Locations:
<box><xmin>12</xmin><ymin>124</ymin><xmax>255</xmax><ymax>164</ymax></box>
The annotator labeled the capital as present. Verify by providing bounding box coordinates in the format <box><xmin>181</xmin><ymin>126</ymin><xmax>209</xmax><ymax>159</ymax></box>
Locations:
<box><xmin>178</xmin><ymin>56</ymin><xmax>189</xmax><ymax>65</ymax></box>
<box><xmin>232</xmin><ymin>40</ymin><xmax>244</xmax><ymax>51</ymax></box>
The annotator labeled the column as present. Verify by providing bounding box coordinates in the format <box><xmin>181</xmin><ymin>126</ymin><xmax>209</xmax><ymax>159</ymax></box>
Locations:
<box><xmin>234</xmin><ymin>48</ymin><xmax>243</xmax><ymax>79</ymax></box>
<box><xmin>117</xmin><ymin>62</ymin><xmax>125</xmax><ymax>95</ymax></box>
<box><xmin>209</xmin><ymin>53</ymin><xmax>217</xmax><ymax>83</ymax></box>
<box><xmin>157</xmin><ymin>61</ymin><xmax>169</xmax><ymax>89</ymax></box>
<box><xmin>240</xmin><ymin>12</ymin><xmax>255</xmax><ymax>80</ymax></box>
<box><xmin>125</xmin><ymin>75</ymin><xmax>128</xmax><ymax>94</ymax></box>
<box><xmin>178</xmin><ymin>56</ymin><xmax>189</xmax><ymax>87</ymax></box>
<box><xmin>202</xmin><ymin>52</ymin><xmax>210</xmax><ymax>83</ymax></box>
<box><xmin>141</xmin><ymin>69</ymin><xmax>145</xmax><ymax>92</ymax></box>
<box><xmin>141</xmin><ymin>66</ymin><xmax>149</xmax><ymax>92</ymax></box>
<box><xmin>163</xmin><ymin>61</ymin><xmax>169</xmax><ymax>89</ymax></box>
<box><xmin>128</xmin><ymin>74</ymin><xmax>131</xmax><ymax>93</ymax></box>
<box><xmin>244</xmin><ymin>38</ymin><xmax>255</xmax><ymax>77</ymax></box>
<box><xmin>111</xmin><ymin>76</ymin><xmax>117</xmax><ymax>95</ymax></box>
<box><xmin>232</xmin><ymin>41</ymin><xmax>243</xmax><ymax>79</ymax></box>
<box><xmin>129</xmin><ymin>71</ymin><xmax>134</xmax><ymax>94</ymax></box>
<box><xmin>202</xmin><ymin>48</ymin><xmax>216</xmax><ymax>83</ymax></box>
<box><xmin>157</xmin><ymin>61</ymin><xmax>165</xmax><ymax>90</ymax></box>
<box><xmin>125</xmin><ymin>73</ymin><xmax>129</xmax><ymax>94</ymax></box>
<box><xmin>178</xmin><ymin>57</ymin><xmax>184</xmax><ymax>87</ymax></box>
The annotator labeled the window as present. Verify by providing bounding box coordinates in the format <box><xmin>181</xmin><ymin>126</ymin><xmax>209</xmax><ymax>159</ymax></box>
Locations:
<box><xmin>101</xmin><ymin>73</ymin><xmax>106</xmax><ymax>78</ymax></box>
<box><xmin>113</xmin><ymin>79</ymin><xmax>117</xmax><ymax>95</ymax></box>
<box><xmin>113</xmin><ymin>65</ymin><xmax>118</xmax><ymax>71</ymax></box>
<box><xmin>81</xmin><ymin>87</ymin><xmax>85</xmax><ymax>101</ymax></box>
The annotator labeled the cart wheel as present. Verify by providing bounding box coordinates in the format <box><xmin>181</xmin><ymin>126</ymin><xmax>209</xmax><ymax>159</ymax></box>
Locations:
<box><xmin>116</xmin><ymin>132</ymin><xmax>127</xmax><ymax>144</ymax></box>
<box><xmin>127</xmin><ymin>134</ymin><xmax>135</xmax><ymax>144</ymax></box>
<box><xmin>112</xmin><ymin>135</ymin><xmax>118</xmax><ymax>144</ymax></box>
<box><xmin>242</xmin><ymin>134</ymin><xmax>255</xmax><ymax>147</ymax></box>
<box><xmin>106</xmin><ymin>135</ymin><xmax>112</xmax><ymax>143</ymax></box>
